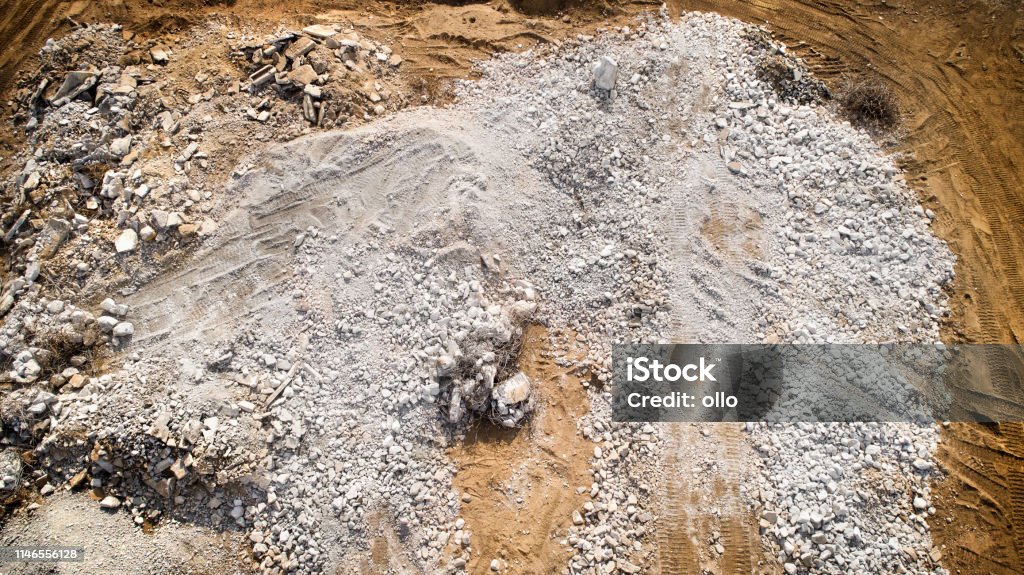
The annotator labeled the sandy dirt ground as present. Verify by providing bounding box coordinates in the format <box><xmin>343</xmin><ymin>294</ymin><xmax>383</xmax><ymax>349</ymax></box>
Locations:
<box><xmin>447</xmin><ymin>326</ymin><xmax>596</xmax><ymax>574</ymax></box>
<box><xmin>657</xmin><ymin>423</ymin><xmax>772</xmax><ymax>575</ymax></box>
<box><xmin>2</xmin><ymin>1</ymin><xmax>1023</xmax><ymax>574</ymax></box>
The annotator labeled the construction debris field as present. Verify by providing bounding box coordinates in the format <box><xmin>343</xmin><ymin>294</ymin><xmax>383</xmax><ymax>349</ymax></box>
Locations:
<box><xmin>0</xmin><ymin>1</ymin><xmax>1022</xmax><ymax>575</ymax></box>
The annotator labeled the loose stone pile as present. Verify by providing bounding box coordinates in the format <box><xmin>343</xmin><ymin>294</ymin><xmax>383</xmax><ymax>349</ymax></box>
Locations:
<box><xmin>1</xmin><ymin>19</ymin><xmax>409</xmax><ymax>339</ymax></box>
<box><xmin>750</xmin><ymin>422</ymin><xmax>941</xmax><ymax>574</ymax></box>
<box><xmin>0</xmin><ymin>9</ymin><xmax>954</xmax><ymax>575</ymax></box>
<box><xmin>455</xmin><ymin>13</ymin><xmax>952</xmax><ymax>572</ymax></box>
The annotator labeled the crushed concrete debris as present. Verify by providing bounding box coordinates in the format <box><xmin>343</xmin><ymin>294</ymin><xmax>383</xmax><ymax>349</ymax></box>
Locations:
<box><xmin>0</xmin><ymin>9</ymin><xmax>954</xmax><ymax>575</ymax></box>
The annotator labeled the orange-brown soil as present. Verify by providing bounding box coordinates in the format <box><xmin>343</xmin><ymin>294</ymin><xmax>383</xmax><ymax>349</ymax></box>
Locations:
<box><xmin>0</xmin><ymin>1</ymin><xmax>644</xmax><ymax>179</ymax></box>
<box><xmin>447</xmin><ymin>325</ymin><xmax>593</xmax><ymax>574</ymax></box>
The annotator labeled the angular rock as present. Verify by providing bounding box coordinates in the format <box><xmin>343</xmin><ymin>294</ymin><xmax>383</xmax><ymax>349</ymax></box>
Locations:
<box><xmin>496</xmin><ymin>372</ymin><xmax>531</xmax><ymax>405</ymax></box>
<box><xmin>150</xmin><ymin>46</ymin><xmax>169</xmax><ymax>64</ymax></box>
<box><xmin>288</xmin><ymin>64</ymin><xmax>318</xmax><ymax>87</ymax></box>
<box><xmin>98</xmin><ymin>316</ymin><xmax>119</xmax><ymax>332</ymax></box>
<box><xmin>285</xmin><ymin>37</ymin><xmax>316</xmax><ymax>60</ymax></box>
<box><xmin>101</xmin><ymin>171</ymin><xmax>124</xmax><ymax>199</ymax></box>
<box><xmin>110</xmin><ymin>135</ymin><xmax>132</xmax><ymax>157</ymax></box>
<box><xmin>22</xmin><ymin>171</ymin><xmax>40</xmax><ymax>191</ymax></box>
<box><xmin>592</xmin><ymin>56</ymin><xmax>618</xmax><ymax>91</ymax></box>
<box><xmin>114</xmin><ymin>229</ymin><xmax>138</xmax><ymax>253</ymax></box>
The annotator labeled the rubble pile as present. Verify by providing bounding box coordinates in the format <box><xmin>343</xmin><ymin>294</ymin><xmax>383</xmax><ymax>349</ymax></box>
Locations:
<box><xmin>436</xmin><ymin>292</ymin><xmax>538</xmax><ymax>428</ymax></box>
<box><xmin>0</xmin><ymin>448</ymin><xmax>25</xmax><ymax>503</ymax></box>
<box><xmin>235</xmin><ymin>23</ymin><xmax>405</xmax><ymax>126</ymax></box>
<box><xmin>747</xmin><ymin>29</ymin><xmax>830</xmax><ymax>105</ymax></box>
<box><xmin>457</xmin><ymin>10</ymin><xmax>952</xmax><ymax>574</ymax></box>
<box><xmin>0</xmin><ymin>295</ymin><xmax>135</xmax><ymax>448</ymax></box>
<box><xmin>749</xmin><ymin>422</ymin><xmax>941</xmax><ymax>574</ymax></box>
<box><xmin>0</xmin><ymin>8</ymin><xmax>957</xmax><ymax>575</ymax></box>
<box><xmin>0</xmin><ymin>19</ymin><xmax>413</xmax><ymax>570</ymax></box>
<box><xmin>0</xmin><ymin>20</ymin><xmax>409</xmax><ymax>338</ymax></box>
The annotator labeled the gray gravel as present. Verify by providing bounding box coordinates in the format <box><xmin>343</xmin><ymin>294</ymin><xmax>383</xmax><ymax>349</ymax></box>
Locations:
<box><xmin>1</xmin><ymin>10</ymin><xmax>953</xmax><ymax>575</ymax></box>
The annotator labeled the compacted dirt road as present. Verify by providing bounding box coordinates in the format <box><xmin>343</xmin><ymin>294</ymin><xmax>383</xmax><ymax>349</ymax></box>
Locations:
<box><xmin>2</xmin><ymin>1</ymin><xmax>1022</xmax><ymax>574</ymax></box>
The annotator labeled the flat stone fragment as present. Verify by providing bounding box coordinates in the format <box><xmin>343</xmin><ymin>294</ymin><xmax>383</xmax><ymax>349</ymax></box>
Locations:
<box><xmin>284</xmin><ymin>37</ymin><xmax>316</xmax><ymax>60</ymax></box>
<box><xmin>302</xmin><ymin>25</ymin><xmax>337</xmax><ymax>39</ymax></box>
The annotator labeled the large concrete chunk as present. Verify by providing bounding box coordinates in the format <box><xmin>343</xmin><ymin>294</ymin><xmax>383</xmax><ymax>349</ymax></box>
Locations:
<box><xmin>284</xmin><ymin>36</ymin><xmax>316</xmax><ymax>60</ymax></box>
<box><xmin>51</xmin><ymin>71</ymin><xmax>98</xmax><ymax>106</ymax></box>
<box><xmin>496</xmin><ymin>372</ymin><xmax>531</xmax><ymax>405</ymax></box>
<box><xmin>592</xmin><ymin>56</ymin><xmax>618</xmax><ymax>91</ymax></box>
<box><xmin>302</xmin><ymin>25</ymin><xmax>337</xmax><ymax>39</ymax></box>
<box><xmin>288</xmin><ymin>65</ymin><xmax>318</xmax><ymax>87</ymax></box>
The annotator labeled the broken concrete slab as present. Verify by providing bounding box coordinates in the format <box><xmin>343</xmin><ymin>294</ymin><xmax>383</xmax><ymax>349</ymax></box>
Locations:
<box><xmin>284</xmin><ymin>37</ymin><xmax>316</xmax><ymax>60</ymax></box>
<box><xmin>302</xmin><ymin>25</ymin><xmax>337</xmax><ymax>39</ymax></box>
<box><xmin>288</xmin><ymin>64</ymin><xmax>318</xmax><ymax>87</ymax></box>
<box><xmin>51</xmin><ymin>70</ymin><xmax>98</xmax><ymax>106</ymax></box>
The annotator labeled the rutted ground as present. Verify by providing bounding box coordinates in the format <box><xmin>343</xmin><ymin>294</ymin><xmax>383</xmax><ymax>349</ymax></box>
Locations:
<box><xmin>671</xmin><ymin>1</ymin><xmax>1024</xmax><ymax>573</ymax></box>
